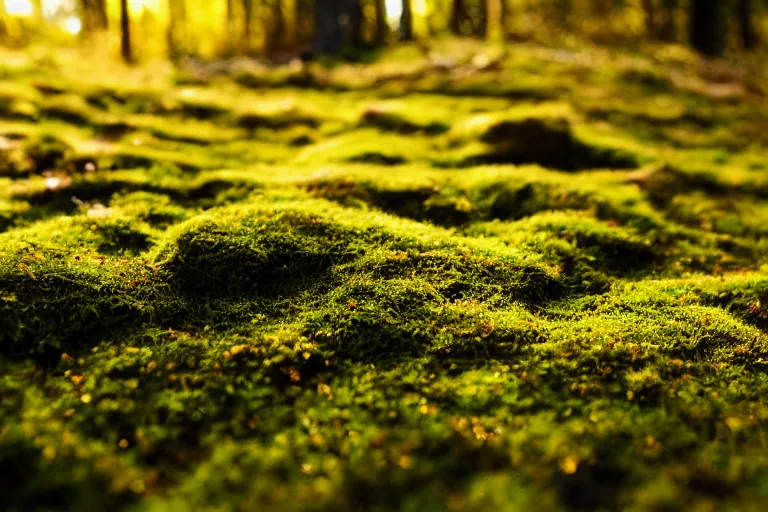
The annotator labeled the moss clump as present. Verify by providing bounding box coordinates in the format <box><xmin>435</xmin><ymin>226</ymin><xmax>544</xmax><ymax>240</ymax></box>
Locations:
<box><xmin>0</xmin><ymin>134</ymin><xmax>74</xmax><ymax>176</ymax></box>
<box><xmin>359</xmin><ymin>107</ymin><xmax>449</xmax><ymax>135</ymax></box>
<box><xmin>0</xmin><ymin>252</ymin><xmax>167</xmax><ymax>357</ymax></box>
<box><xmin>456</xmin><ymin>115</ymin><xmax>638</xmax><ymax>170</ymax></box>
<box><xmin>160</xmin><ymin>205</ymin><xmax>357</xmax><ymax>297</ymax></box>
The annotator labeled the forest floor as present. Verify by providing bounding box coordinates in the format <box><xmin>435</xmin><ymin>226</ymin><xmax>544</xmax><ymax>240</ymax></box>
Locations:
<box><xmin>2</xmin><ymin>39</ymin><xmax>768</xmax><ymax>511</ymax></box>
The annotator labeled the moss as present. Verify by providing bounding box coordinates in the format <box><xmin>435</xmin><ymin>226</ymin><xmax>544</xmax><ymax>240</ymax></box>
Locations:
<box><xmin>0</xmin><ymin>134</ymin><xmax>74</xmax><ymax>177</ymax></box>
<box><xmin>2</xmin><ymin>42</ymin><xmax>768</xmax><ymax>511</ymax></box>
<box><xmin>359</xmin><ymin>108</ymin><xmax>449</xmax><ymax>135</ymax></box>
<box><xmin>452</xmin><ymin>114</ymin><xmax>638</xmax><ymax>170</ymax></box>
<box><xmin>236</xmin><ymin>111</ymin><xmax>320</xmax><ymax>131</ymax></box>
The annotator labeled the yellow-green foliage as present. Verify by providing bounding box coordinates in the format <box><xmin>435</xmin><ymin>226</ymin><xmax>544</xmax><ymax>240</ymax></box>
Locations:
<box><xmin>1</xmin><ymin>42</ymin><xmax>768</xmax><ymax>511</ymax></box>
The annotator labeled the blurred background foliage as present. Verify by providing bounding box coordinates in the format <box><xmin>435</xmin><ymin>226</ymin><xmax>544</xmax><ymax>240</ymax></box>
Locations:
<box><xmin>0</xmin><ymin>0</ymin><xmax>764</xmax><ymax>63</ymax></box>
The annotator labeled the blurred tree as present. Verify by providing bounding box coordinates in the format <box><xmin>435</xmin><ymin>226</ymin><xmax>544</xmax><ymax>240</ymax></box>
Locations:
<box><xmin>374</xmin><ymin>0</ymin><xmax>389</xmax><ymax>45</ymax></box>
<box><xmin>242</xmin><ymin>0</ymin><xmax>254</xmax><ymax>52</ymax></box>
<box><xmin>120</xmin><ymin>0</ymin><xmax>133</xmax><ymax>63</ymax></box>
<box><xmin>95</xmin><ymin>0</ymin><xmax>108</xmax><ymax>30</ymax></box>
<box><xmin>557</xmin><ymin>0</ymin><xmax>573</xmax><ymax>30</ymax></box>
<box><xmin>641</xmin><ymin>0</ymin><xmax>656</xmax><ymax>36</ymax></box>
<box><xmin>738</xmin><ymin>0</ymin><xmax>758</xmax><ymax>49</ymax></box>
<box><xmin>266</xmin><ymin>0</ymin><xmax>287</xmax><ymax>54</ymax></box>
<box><xmin>349</xmin><ymin>0</ymin><xmax>364</xmax><ymax>47</ymax></box>
<box><xmin>167</xmin><ymin>0</ymin><xmax>188</xmax><ymax>60</ymax></box>
<box><xmin>689</xmin><ymin>0</ymin><xmax>726</xmax><ymax>55</ymax></box>
<box><xmin>226</xmin><ymin>0</ymin><xmax>235</xmax><ymax>44</ymax></box>
<box><xmin>296</xmin><ymin>0</ymin><xmax>315</xmax><ymax>49</ymax></box>
<box><xmin>477</xmin><ymin>0</ymin><xmax>488</xmax><ymax>37</ymax></box>
<box><xmin>401</xmin><ymin>0</ymin><xmax>414</xmax><ymax>40</ymax></box>
<box><xmin>591</xmin><ymin>0</ymin><xmax>611</xmax><ymax>16</ymax></box>
<box><xmin>314</xmin><ymin>0</ymin><xmax>346</xmax><ymax>54</ymax></box>
<box><xmin>659</xmin><ymin>0</ymin><xmax>678</xmax><ymax>41</ymax></box>
<box><xmin>450</xmin><ymin>0</ymin><xmax>470</xmax><ymax>35</ymax></box>
<box><xmin>80</xmin><ymin>0</ymin><xmax>109</xmax><ymax>33</ymax></box>
<box><xmin>0</xmin><ymin>0</ymin><xmax>6</xmax><ymax>42</ymax></box>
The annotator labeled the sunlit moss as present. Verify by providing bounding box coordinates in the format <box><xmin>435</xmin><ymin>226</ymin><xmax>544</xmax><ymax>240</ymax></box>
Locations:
<box><xmin>2</xmin><ymin>40</ymin><xmax>768</xmax><ymax>512</ymax></box>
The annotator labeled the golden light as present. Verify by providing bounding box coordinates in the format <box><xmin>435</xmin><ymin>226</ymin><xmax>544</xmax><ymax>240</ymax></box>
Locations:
<box><xmin>385</xmin><ymin>0</ymin><xmax>402</xmax><ymax>21</ymax></box>
<box><xmin>5</xmin><ymin>0</ymin><xmax>33</xmax><ymax>16</ymax></box>
<box><xmin>43</xmin><ymin>0</ymin><xmax>65</xmax><ymax>18</ymax></box>
<box><xmin>64</xmin><ymin>14</ymin><xmax>81</xmax><ymax>35</ymax></box>
<box><xmin>129</xmin><ymin>0</ymin><xmax>161</xmax><ymax>13</ymax></box>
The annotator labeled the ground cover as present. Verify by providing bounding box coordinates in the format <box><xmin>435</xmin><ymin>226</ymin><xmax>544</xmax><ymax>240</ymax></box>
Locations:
<box><xmin>2</xmin><ymin>41</ymin><xmax>768</xmax><ymax>510</ymax></box>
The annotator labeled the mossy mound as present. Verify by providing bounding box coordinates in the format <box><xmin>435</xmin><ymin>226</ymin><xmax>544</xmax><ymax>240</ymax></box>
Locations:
<box><xmin>454</xmin><ymin>114</ymin><xmax>639</xmax><ymax>170</ymax></box>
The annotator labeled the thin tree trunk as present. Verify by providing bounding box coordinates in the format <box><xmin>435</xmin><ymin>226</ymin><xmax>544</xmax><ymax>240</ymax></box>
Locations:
<box><xmin>226</xmin><ymin>0</ymin><xmax>235</xmax><ymax>43</ymax></box>
<box><xmin>167</xmin><ymin>0</ymin><xmax>180</xmax><ymax>59</ymax></box>
<box><xmin>94</xmin><ymin>0</ymin><xmax>108</xmax><ymax>29</ymax></box>
<box><xmin>313</xmin><ymin>0</ymin><xmax>345</xmax><ymax>54</ymax></box>
<box><xmin>450</xmin><ymin>0</ymin><xmax>468</xmax><ymax>35</ymax></box>
<box><xmin>0</xmin><ymin>0</ymin><xmax>7</xmax><ymax>42</ymax></box>
<box><xmin>120</xmin><ymin>0</ymin><xmax>133</xmax><ymax>63</ymax></box>
<box><xmin>689</xmin><ymin>0</ymin><xmax>725</xmax><ymax>56</ymax></box>
<box><xmin>555</xmin><ymin>0</ymin><xmax>572</xmax><ymax>31</ymax></box>
<box><xmin>266</xmin><ymin>0</ymin><xmax>286</xmax><ymax>54</ymax></box>
<box><xmin>659</xmin><ymin>0</ymin><xmax>677</xmax><ymax>41</ymax></box>
<box><xmin>591</xmin><ymin>0</ymin><xmax>611</xmax><ymax>16</ymax></box>
<box><xmin>242</xmin><ymin>0</ymin><xmax>253</xmax><ymax>52</ymax></box>
<box><xmin>401</xmin><ymin>0</ymin><xmax>413</xmax><ymax>41</ymax></box>
<box><xmin>476</xmin><ymin>0</ymin><xmax>488</xmax><ymax>38</ymax></box>
<box><xmin>500</xmin><ymin>0</ymin><xmax>509</xmax><ymax>37</ymax></box>
<box><xmin>79</xmin><ymin>0</ymin><xmax>93</xmax><ymax>34</ymax></box>
<box><xmin>738</xmin><ymin>0</ymin><xmax>757</xmax><ymax>49</ymax></box>
<box><xmin>641</xmin><ymin>0</ymin><xmax>656</xmax><ymax>37</ymax></box>
<box><xmin>349</xmin><ymin>0</ymin><xmax>364</xmax><ymax>47</ymax></box>
<box><xmin>374</xmin><ymin>0</ymin><xmax>388</xmax><ymax>46</ymax></box>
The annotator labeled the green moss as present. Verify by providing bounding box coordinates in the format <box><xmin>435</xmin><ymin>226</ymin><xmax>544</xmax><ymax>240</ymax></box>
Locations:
<box><xmin>2</xmin><ymin>42</ymin><xmax>768</xmax><ymax>511</ymax></box>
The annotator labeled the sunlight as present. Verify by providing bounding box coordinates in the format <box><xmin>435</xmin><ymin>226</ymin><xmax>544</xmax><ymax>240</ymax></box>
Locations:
<box><xmin>385</xmin><ymin>0</ymin><xmax>402</xmax><ymax>21</ymax></box>
<box><xmin>64</xmin><ymin>14</ymin><xmax>81</xmax><ymax>35</ymax></box>
<box><xmin>5</xmin><ymin>0</ymin><xmax>33</xmax><ymax>16</ymax></box>
<box><xmin>129</xmin><ymin>0</ymin><xmax>162</xmax><ymax>13</ymax></box>
<box><xmin>43</xmin><ymin>0</ymin><xmax>66</xmax><ymax>18</ymax></box>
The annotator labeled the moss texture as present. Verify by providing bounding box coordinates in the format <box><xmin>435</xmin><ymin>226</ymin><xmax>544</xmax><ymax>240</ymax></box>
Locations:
<box><xmin>1</xmin><ymin>41</ymin><xmax>768</xmax><ymax>511</ymax></box>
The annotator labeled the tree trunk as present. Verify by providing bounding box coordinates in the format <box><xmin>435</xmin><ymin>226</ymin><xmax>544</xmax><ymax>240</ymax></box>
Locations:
<box><xmin>401</xmin><ymin>0</ymin><xmax>413</xmax><ymax>41</ymax></box>
<box><xmin>241</xmin><ymin>0</ymin><xmax>254</xmax><ymax>51</ymax></box>
<box><xmin>120</xmin><ymin>0</ymin><xmax>133</xmax><ymax>63</ymax></box>
<box><xmin>476</xmin><ymin>0</ymin><xmax>488</xmax><ymax>38</ymax></box>
<box><xmin>556</xmin><ymin>0</ymin><xmax>572</xmax><ymax>30</ymax></box>
<box><xmin>450</xmin><ymin>0</ymin><xmax>468</xmax><ymax>35</ymax></box>
<box><xmin>349</xmin><ymin>0</ymin><xmax>364</xmax><ymax>47</ymax></box>
<box><xmin>689</xmin><ymin>0</ymin><xmax>725</xmax><ymax>56</ymax></box>
<box><xmin>738</xmin><ymin>0</ymin><xmax>757</xmax><ymax>49</ymax></box>
<box><xmin>641</xmin><ymin>0</ymin><xmax>656</xmax><ymax>37</ymax></box>
<box><xmin>79</xmin><ymin>0</ymin><xmax>93</xmax><ymax>34</ymax></box>
<box><xmin>226</xmin><ymin>0</ymin><xmax>235</xmax><ymax>43</ymax></box>
<box><xmin>374</xmin><ymin>0</ymin><xmax>388</xmax><ymax>46</ymax></box>
<box><xmin>500</xmin><ymin>0</ymin><xmax>510</xmax><ymax>36</ymax></box>
<box><xmin>591</xmin><ymin>0</ymin><xmax>610</xmax><ymax>16</ymax></box>
<box><xmin>167</xmin><ymin>0</ymin><xmax>185</xmax><ymax>60</ymax></box>
<box><xmin>94</xmin><ymin>0</ymin><xmax>108</xmax><ymax>29</ymax></box>
<box><xmin>0</xmin><ymin>0</ymin><xmax>7</xmax><ymax>42</ymax></box>
<box><xmin>659</xmin><ymin>0</ymin><xmax>677</xmax><ymax>41</ymax></box>
<box><xmin>313</xmin><ymin>0</ymin><xmax>345</xmax><ymax>54</ymax></box>
<box><xmin>266</xmin><ymin>0</ymin><xmax>286</xmax><ymax>54</ymax></box>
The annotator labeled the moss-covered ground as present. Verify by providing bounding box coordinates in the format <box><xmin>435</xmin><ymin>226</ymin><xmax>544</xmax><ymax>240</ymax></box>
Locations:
<box><xmin>2</xmin><ymin>41</ymin><xmax>768</xmax><ymax>510</ymax></box>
